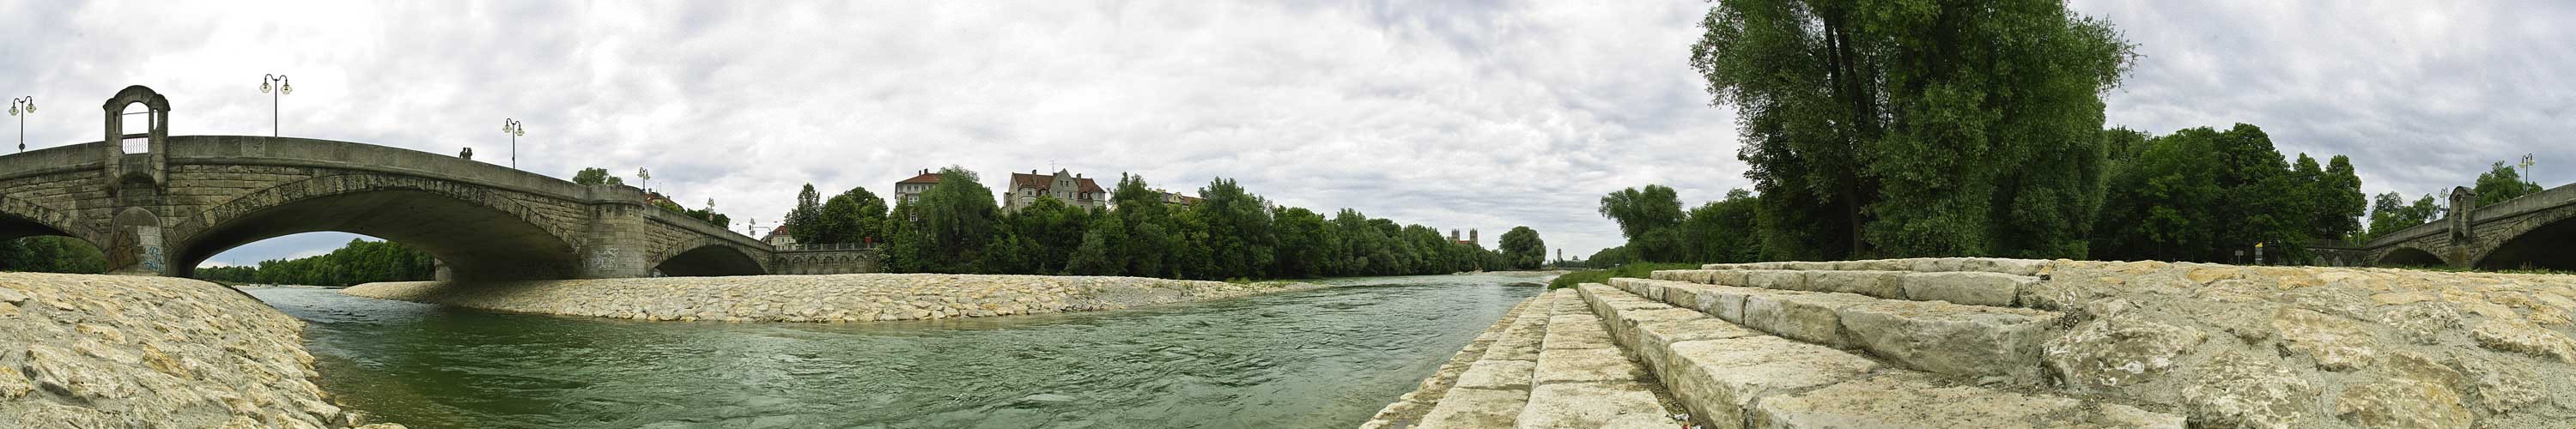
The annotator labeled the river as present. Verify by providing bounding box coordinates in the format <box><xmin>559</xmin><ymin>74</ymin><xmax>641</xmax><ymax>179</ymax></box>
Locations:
<box><xmin>244</xmin><ymin>274</ymin><xmax>1548</xmax><ymax>429</ymax></box>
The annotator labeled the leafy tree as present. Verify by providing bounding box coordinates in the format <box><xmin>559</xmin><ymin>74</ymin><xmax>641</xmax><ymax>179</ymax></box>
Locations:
<box><xmin>1497</xmin><ymin>226</ymin><xmax>1546</xmax><ymax>269</ymax></box>
<box><xmin>1194</xmin><ymin>178</ymin><xmax>1274</xmax><ymax>279</ymax></box>
<box><xmin>912</xmin><ymin>166</ymin><xmax>1000</xmax><ymax>273</ymax></box>
<box><xmin>2366</xmin><ymin>191</ymin><xmax>2444</xmax><ymax>239</ymax></box>
<box><xmin>0</xmin><ymin>237</ymin><xmax>106</xmax><ymax>273</ymax></box>
<box><xmin>572</xmin><ymin>167</ymin><xmax>626</xmax><ymax>186</ymax></box>
<box><xmin>190</xmin><ymin>239</ymin><xmax>436</xmax><ymax>286</ymax></box>
<box><xmin>2474</xmin><ymin>160</ymin><xmax>2544</xmax><ymax>208</ymax></box>
<box><xmin>2091</xmin><ymin>124</ymin><xmax>2359</xmax><ymax>263</ymax></box>
<box><xmin>1680</xmin><ymin>189</ymin><xmax>1762</xmax><ymax>263</ymax></box>
<box><xmin>815</xmin><ymin>186</ymin><xmax>889</xmax><ymax>245</ymax></box>
<box><xmin>2316</xmin><ymin>155</ymin><xmax>2367</xmax><ymax>242</ymax></box>
<box><xmin>1692</xmin><ymin>0</ymin><xmax>2134</xmax><ymax>259</ymax></box>
<box><xmin>1272</xmin><ymin>207</ymin><xmax>1333</xmax><ymax>278</ymax></box>
<box><xmin>1598</xmin><ymin>185</ymin><xmax>1686</xmax><ymax>262</ymax></box>
<box><xmin>785</xmin><ymin>184</ymin><xmax>824</xmax><ymax>244</ymax></box>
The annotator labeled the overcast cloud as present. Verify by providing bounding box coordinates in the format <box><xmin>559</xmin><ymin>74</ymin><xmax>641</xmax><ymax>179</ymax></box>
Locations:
<box><xmin>2</xmin><ymin>1</ymin><xmax>2567</xmax><ymax>266</ymax></box>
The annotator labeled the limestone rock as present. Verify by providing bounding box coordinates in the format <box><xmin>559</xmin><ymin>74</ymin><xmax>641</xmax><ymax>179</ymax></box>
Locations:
<box><xmin>2270</xmin><ymin>308</ymin><xmax>2379</xmax><ymax>371</ymax></box>
<box><xmin>2469</xmin><ymin>318</ymin><xmax>2576</xmax><ymax>362</ymax></box>
<box><xmin>2335</xmin><ymin>378</ymin><xmax>2474</xmax><ymax>429</ymax></box>
<box><xmin>2180</xmin><ymin>353</ymin><xmax>2317</xmax><ymax>429</ymax></box>
<box><xmin>2044</xmin><ymin>316</ymin><xmax>2207</xmax><ymax>390</ymax></box>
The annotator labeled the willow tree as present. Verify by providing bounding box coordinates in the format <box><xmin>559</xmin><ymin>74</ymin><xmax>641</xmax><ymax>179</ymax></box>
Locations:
<box><xmin>1692</xmin><ymin>0</ymin><xmax>2135</xmax><ymax>259</ymax></box>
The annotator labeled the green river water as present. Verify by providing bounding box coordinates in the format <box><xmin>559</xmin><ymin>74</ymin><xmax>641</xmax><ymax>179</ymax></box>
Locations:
<box><xmin>244</xmin><ymin>275</ymin><xmax>1547</xmax><ymax>429</ymax></box>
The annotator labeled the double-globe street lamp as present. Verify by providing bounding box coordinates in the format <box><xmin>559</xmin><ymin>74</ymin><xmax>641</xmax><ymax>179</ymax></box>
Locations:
<box><xmin>258</xmin><ymin>74</ymin><xmax>292</xmax><ymax>136</ymax></box>
<box><xmin>8</xmin><ymin>96</ymin><xmax>31</xmax><ymax>153</ymax></box>
<box><xmin>502</xmin><ymin>118</ymin><xmax>526</xmax><ymax>170</ymax></box>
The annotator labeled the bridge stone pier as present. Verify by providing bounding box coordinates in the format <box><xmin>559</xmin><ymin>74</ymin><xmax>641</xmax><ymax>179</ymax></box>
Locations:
<box><xmin>2313</xmin><ymin>183</ymin><xmax>2576</xmax><ymax>270</ymax></box>
<box><xmin>0</xmin><ymin>86</ymin><xmax>878</xmax><ymax>280</ymax></box>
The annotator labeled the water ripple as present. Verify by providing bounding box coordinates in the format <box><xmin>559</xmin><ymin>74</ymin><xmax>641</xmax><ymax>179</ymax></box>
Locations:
<box><xmin>249</xmin><ymin>275</ymin><xmax>1543</xmax><ymax>429</ymax></box>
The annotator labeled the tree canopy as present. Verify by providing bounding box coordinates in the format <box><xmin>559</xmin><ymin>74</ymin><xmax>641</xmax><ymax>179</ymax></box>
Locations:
<box><xmin>1691</xmin><ymin>0</ymin><xmax>2135</xmax><ymax>260</ymax></box>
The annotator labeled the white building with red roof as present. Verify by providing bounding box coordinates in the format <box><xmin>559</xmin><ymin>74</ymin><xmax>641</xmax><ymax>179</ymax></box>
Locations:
<box><xmin>1002</xmin><ymin>169</ymin><xmax>1109</xmax><ymax>212</ymax></box>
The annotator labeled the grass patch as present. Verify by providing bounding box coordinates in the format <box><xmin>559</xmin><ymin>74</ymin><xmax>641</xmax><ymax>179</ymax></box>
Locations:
<box><xmin>1547</xmin><ymin>263</ymin><xmax>1702</xmax><ymax>289</ymax></box>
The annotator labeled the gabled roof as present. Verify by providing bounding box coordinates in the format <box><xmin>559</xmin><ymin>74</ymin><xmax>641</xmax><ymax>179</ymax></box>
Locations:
<box><xmin>1009</xmin><ymin>172</ymin><xmax>1104</xmax><ymax>195</ymax></box>
<box><xmin>896</xmin><ymin>172</ymin><xmax>942</xmax><ymax>184</ymax></box>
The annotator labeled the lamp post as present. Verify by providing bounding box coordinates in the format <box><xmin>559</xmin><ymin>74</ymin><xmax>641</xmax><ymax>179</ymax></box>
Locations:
<box><xmin>258</xmin><ymin>75</ymin><xmax>291</xmax><ymax>136</ymax></box>
<box><xmin>8</xmin><ymin>96</ymin><xmax>30</xmax><ymax>153</ymax></box>
<box><xmin>501</xmin><ymin>118</ymin><xmax>526</xmax><ymax>169</ymax></box>
<box><xmin>638</xmin><ymin>167</ymin><xmax>652</xmax><ymax>192</ymax></box>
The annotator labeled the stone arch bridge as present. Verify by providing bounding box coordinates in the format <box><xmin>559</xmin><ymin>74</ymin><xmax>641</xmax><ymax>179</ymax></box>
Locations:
<box><xmin>0</xmin><ymin>86</ymin><xmax>877</xmax><ymax>281</ymax></box>
<box><xmin>2312</xmin><ymin>183</ymin><xmax>2576</xmax><ymax>270</ymax></box>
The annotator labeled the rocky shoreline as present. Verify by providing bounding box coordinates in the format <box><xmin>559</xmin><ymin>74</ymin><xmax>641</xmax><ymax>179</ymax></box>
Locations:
<box><xmin>343</xmin><ymin>274</ymin><xmax>1327</xmax><ymax>323</ymax></box>
<box><xmin>0</xmin><ymin>273</ymin><xmax>401</xmax><ymax>428</ymax></box>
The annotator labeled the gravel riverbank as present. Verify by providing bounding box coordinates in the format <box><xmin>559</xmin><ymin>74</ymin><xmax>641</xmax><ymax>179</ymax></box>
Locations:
<box><xmin>343</xmin><ymin>274</ymin><xmax>1326</xmax><ymax>323</ymax></box>
<box><xmin>0</xmin><ymin>273</ymin><xmax>401</xmax><ymax>428</ymax></box>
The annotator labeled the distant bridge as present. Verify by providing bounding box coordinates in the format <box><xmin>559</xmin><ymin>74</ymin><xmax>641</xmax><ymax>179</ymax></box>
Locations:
<box><xmin>2312</xmin><ymin>183</ymin><xmax>2576</xmax><ymax>270</ymax></box>
<box><xmin>0</xmin><ymin>86</ymin><xmax>877</xmax><ymax>280</ymax></box>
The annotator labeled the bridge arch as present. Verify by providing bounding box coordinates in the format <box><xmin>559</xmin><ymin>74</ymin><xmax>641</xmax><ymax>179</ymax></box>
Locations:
<box><xmin>2470</xmin><ymin>205</ymin><xmax>2576</xmax><ymax>270</ymax></box>
<box><xmin>2372</xmin><ymin>245</ymin><xmax>2449</xmax><ymax>268</ymax></box>
<box><xmin>649</xmin><ymin>237</ymin><xmax>768</xmax><ymax>277</ymax></box>
<box><xmin>0</xmin><ymin>196</ymin><xmax>90</xmax><ymax>242</ymax></box>
<box><xmin>167</xmin><ymin>173</ymin><xmax>586</xmax><ymax>281</ymax></box>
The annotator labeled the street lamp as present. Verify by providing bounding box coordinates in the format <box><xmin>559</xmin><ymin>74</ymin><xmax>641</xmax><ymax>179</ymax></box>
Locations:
<box><xmin>638</xmin><ymin>167</ymin><xmax>652</xmax><ymax>191</ymax></box>
<box><xmin>258</xmin><ymin>75</ymin><xmax>291</xmax><ymax>136</ymax></box>
<box><xmin>8</xmin><ymin>96</ymin><xmax>31</xmax><ymax>153</ymax></box>
<box><xmin>501</xmin><ymin>118</ymin><xmax>526</xmax><ymax>169</ymax></box>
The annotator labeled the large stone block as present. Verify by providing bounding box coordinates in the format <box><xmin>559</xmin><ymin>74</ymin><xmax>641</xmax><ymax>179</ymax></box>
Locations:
<box><xmin>1532</xmin><ymin>347</ymin><xmax>1648</xmax><ymax>384</ymax></box>
<box><xmin>1414</xmin><ymin>387</ymin><xmax>1528</xmax><ymax>429</ymax></box>
<box><xmin>1454</xmin><ymin>360</ymin><xmax>1539</xmax><ymax>390</ymax></box>
<box><xmin>1517</xmin><ymin>382</ymin><xmax>1672</xmax><ymax>428</ymax></box>
<box><xmin>1741</xmin><ymin>293</ymin><xmax>1877</xmax><ymax>348</ymax></box>
<box><xmin>1834</xmin><ymin>300</ymin><xmax>2061</xmax><ymax>384</ymax></box>
<box><xmin>1752</xmin><ymin>372</ymin><xmax>2182</xmax><ymax>428</ymax></box>
<box><xmin>1900</xmin><ymin>271</ymin><xmax>2030</xmax><ymax>307</ymax></box>
<box><xmin>1660</xmin><ymin>336</ymin><xmax>1880</xmax><ymax>429</ymax></box>
<box><xmin>1741</xmin><ymin>269</ymin><xmax>1810</xmax><ymax>292</ymax></box>
<box><xmin>1540</xmin><ymin>315</ymin><xmax>1614</xmax><ymax>350</ymax></box>
<box><xmin>1802</xmin><ymin>270</ymin><xmax>1905</xmax><ymax>299</ymax></box>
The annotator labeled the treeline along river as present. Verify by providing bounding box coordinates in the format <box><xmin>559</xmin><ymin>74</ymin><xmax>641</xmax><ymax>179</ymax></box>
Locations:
<box><xmin>246</xmin><ymin>274</ymin><xmax>1547</xmax><ymax>428</ymax></box>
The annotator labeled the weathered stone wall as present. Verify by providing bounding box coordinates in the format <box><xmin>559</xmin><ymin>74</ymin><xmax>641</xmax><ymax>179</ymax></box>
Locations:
<box><xmin>0</xmin><ymin>273</ymin><xmax>402</xmax><ymax>428</ymax></box>
<box><xmin>341</xmin><ymin>275</ymin><xmax>1322</xmax><ymax>323</ymax></box>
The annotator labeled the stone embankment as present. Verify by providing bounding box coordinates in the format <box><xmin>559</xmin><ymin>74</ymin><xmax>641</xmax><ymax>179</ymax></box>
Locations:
<box><xmin>1374</xmin><ymin>257</ymin><xmax>2576</xmax><ymax>428</ymax></box>
<box><xmin>343</xmin><ymin>274</ymin><xmax>1324</xmax><ymax>323</ymax></box>
<box><xmin>1359</xmin><ymin>288</ymin><xmax>1686</xmax><ymax>428</ymax></box>
<box><xmin>0</xmin><ymin>273</ymin><xmax>403</xmax><ymax>428</ymax></box>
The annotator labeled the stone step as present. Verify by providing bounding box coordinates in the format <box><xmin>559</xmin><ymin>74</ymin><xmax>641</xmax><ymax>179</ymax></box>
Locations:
<box><xmin>1654</xmin><ymin>267</ymin><xmax>2040</xmax><ymax>308</ymax></box>
<box><xmin>1415</xmin><ymin>294</ymin><xmax>1554</xmax><ymax>428</ymax></box>
<box><xmin>1573</xmin><ymin>283</ymin><xmax>2180</xmax><ymax>429</ymax></box>
<box><xmin>1399</xmin><ymin>290</ymin><xmax>1686</xmax><ymax>429</ymax></box>
<box><xmin>1607</xmin><ymin>277</ymin><xmax>2063</xmax><ymax>384</ymax></box>
<box><xmin>1518</xmin><ymin>289</ymin><xmax>1679</xmax><ymax>428</ymax></box>
<box><xmin>1360</xmin><ymin>297</ymin><xmax>1540</xmax><ymax>429</ymax></box>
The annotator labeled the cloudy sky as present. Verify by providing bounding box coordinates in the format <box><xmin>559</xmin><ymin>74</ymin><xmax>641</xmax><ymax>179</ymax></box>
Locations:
<box><xmin>2</xmin><ymin>1</ymin><xmax>2567</xmax><ymax>267</ymax></box>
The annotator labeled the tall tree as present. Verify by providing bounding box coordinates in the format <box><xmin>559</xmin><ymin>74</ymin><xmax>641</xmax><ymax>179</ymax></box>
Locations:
<box><xmin>1692</xmin><ymin>0</ymin><xmax>2134</xmax><ymax>259</ymax></box>
<box><xmin>1680</xmin><ymin>189</ymin><xmax>1763</xmax><ymax>263</ymax></box>
<box><xmin>1598</xmin><ymin>185</ymin><xmax>1686</xmax><ymax>262</ymax></box>
<box><xmin>1194</xmin><ymin>178</ymin><xmax>1274</xmax><ymax>279</ymax></box>
<box><xmin>786</xmin><ymin>184</ymin><xmax>824</xmax><ymax>244</ymax></box>
<box><xmin>912</xmin><ymin>166</ymin><xmax>1000</xmax><ymax>273</ymax></box>
<box><xmin>2316</xmin><ymin>155</ymin><xmax>2367</xmax><ymax>242</ymax></box>
<box><xmin>2474</xmin><ymin>160</ymin><xmax>2544</xmax><ymax>208</ymax></box>
<box><xmin>1497</xmin><ymin>226</ymin><xmax>1546</xmax><ymax>269</ymax></box>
